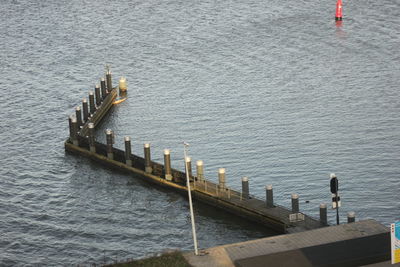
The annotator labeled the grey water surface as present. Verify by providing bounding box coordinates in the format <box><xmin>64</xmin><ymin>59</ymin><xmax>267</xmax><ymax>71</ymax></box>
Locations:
<box><xmin>1</xmin><ymin>0</ymin><xmax>400</xmax><ymax>265</ymax></box>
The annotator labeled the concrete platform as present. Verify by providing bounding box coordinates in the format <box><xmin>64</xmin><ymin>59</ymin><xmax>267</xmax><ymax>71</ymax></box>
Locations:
<box><xmin>184</xmin><ymin>220</ymin><xmax>391</xmax><ymax>267</ymax></box>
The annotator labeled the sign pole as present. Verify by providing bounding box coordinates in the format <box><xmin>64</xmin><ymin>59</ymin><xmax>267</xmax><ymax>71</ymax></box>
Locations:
<box><xmin>330</xmin><ymin>173</ymin><xmax>340</xmax><ymax>225</ymax></box>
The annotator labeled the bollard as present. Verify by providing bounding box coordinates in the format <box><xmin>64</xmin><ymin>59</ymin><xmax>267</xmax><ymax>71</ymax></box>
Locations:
<box><xmin>70</xmin><ymin>116</ymin><xmax>79</xmax><ymax>146</ymax></box>
<box><xmin>124</xmin><ymin>136</ymin><xmax>132</xmax><ymax>166</ymax></box>
<box><xmin>75</xmin><ymin>106</ymin><xmax>82</xmax><ymax>127</ymax></box>
<box><xmin>196</xmin><ymin>160</ymin><xmax>204</xmax><ymax>181</ymax></box>
<box><xmin>320</xmin><ymin>203</ymin><xmax>328</xmax><ymax>225</ymax></box>
<box><xmin>242</xmin><ymin>177</ymin><xmax>249</xmax><ymax>199</ymax></box>
<box><xmin>185</xmin><ymin>157</ymin><xmax>192</xmax><ymax>179</ymax></box>
<box><xmin>347</xmin><ymin>212</ymin><xmax>355</xmax><ymax>223</ymax></box>
<box><xmin>95</xmin><ymin>84</ymin><xmax>101</xmax><ymax>106</ymax></box>
<box><xmin>144</xmin><ymin>143</ymin><xmax>152</xmax><ymax>173</ymax></box>
<box><xmin>100</xmin><ymin>78</ymin><xmax>107</xmax><ymax>99</ymax></box>
<box><xmin>218</xmin><ymin>168</ymin><xmax>226</xmax><ymax>189</ymax></box>
<box><xmin>105</xmin><ymin>129</ymin><xmax>114</xmax><ymax>160</ymax></box>
<box><xmin>82</xmin><ymin>98</ymin><xmax>89</xmax><ymax>123</ymax></box>
<box><xmin>291</xmin><ymin>194</ymin><xmax>299</xmax><ymax>213</ymax></box>
<box><xmin>106</xmin><ymin>69</ymin><xmax>112</xmax><ymax>92</ymax></box>
<box><xmin>119</xmin><ymin>77</ymin><xmax>127</xmax><ymax>92</ymax></box>
<box><xmin>266</xmin><ymin>185</ymin><xmax>274</xmax><ymax>208</ymax></box>
<box><xmin>88</xmin><ymin>123</ymin><xmax>96</xmax><ymax>152</ymax></box>
<box><xmin>89</xmin><ymin>91</ymin><xmax>96</xmax><ymax>115</ymax></box>
<box><xmin>164</xmin><ymin>149</ymin><xmax>173</xmax><ymax>181</ymax></box>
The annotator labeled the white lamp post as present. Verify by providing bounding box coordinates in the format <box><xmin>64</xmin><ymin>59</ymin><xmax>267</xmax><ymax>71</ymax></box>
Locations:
<box><xmin>183</xmin><ymin>142</ymin><xmax>199</xmax><ymax>255</ymax></box>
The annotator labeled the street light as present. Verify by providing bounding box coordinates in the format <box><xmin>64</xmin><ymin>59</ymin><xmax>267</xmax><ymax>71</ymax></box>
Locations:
<box><xmin>184</xmin><ymin>142</ymin><xmax>199</xmax><ymax>255</ymax></box>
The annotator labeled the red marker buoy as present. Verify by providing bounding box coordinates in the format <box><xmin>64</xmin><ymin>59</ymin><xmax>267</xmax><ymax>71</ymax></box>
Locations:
<box><xmin>335</xmin><ymin>0</ymin><xmax>343</xmax><ymax>21</ymax></box>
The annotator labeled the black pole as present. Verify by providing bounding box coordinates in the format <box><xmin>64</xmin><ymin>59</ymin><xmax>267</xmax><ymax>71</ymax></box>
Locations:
<box><xmin>336</xmin><ymin>193</ymin><xmax>339</xmax><ymax>225</ymax></box>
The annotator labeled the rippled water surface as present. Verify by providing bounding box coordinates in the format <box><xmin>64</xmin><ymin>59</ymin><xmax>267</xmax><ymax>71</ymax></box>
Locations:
<box><xmin>1</xmin><ymin>0</ymin><xmax>400</xmax><ymax>265</ymax></box>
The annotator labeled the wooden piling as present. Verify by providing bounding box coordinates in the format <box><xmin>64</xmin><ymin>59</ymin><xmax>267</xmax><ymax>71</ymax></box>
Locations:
<box><xmin>124</xmin><ymin>136</ymin><xmax>132</xmax><ymax>166</ymax></box>
<box><xmin>144</xmin><ymin>143</ymin><xmax>152</xmax><ymax>173</ymax></box>
<box><xmin>164</xmin><ymin>149</ymin><xmax>173</xmax><ymax>181</ymax></box>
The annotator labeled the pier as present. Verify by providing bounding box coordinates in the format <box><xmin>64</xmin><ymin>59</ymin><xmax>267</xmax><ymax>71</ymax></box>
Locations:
<box><xmin>65</xmin><ymin>68</ymin><xmax>392</xmax><ymax>266</ymax></box>
<box><xmin>65</xmin><ymin>68</ymin><xmax>329</xmax><ymax>233</ymax></box>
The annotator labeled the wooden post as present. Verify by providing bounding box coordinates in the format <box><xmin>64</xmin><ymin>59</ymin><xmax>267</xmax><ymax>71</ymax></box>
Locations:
<box><xmin>144</xmin><ymin>143</ymin><xmax>152</xmax><ymax>173</ymax></box>
<box><xmin>164</xmin><ymin>149</ymin><xmax>173</xmax><ymax>181</ymax></box>
<box><xmin>266</xmin><ymin>185</ymin><xmax>274</xmax><ymax>208</ymax></box>
<box><xmin>291</xmin><ymin>194</ymin><xmax>299</xmax><ymax>213</ymax></box>
<box><xmin>124</xmin><ymin>136</ymin><xmax>132</xmax><ymax>166</ymax></box>
<box><xmin>88</xmin><ymin>123</ymin><xmax>96</xmax><ymax>153</ymax></box>
<box><xmin>106</xmin><ymin>129</ymin><xmax>114</xmax><ymax>160</ymax></box>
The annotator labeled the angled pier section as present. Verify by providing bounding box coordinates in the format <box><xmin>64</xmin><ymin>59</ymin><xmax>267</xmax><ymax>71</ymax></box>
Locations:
<box><xmin>66</xmin><ymin>68</ymin><xmax>329</xmax><ymax>233</ymax></box>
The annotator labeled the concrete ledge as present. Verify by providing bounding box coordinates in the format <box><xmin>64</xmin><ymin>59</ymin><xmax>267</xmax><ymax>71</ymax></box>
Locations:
<box><xmin>184</xmin><ymin>220</ymin><xmax>390</xmax><ymax>267</ymax></box>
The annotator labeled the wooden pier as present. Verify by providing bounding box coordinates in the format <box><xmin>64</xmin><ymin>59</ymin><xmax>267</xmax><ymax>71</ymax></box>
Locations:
<box><xmin>66</xmin><ymin>69</ymin><xmax>331</xmax><ymax>233</ymax></box>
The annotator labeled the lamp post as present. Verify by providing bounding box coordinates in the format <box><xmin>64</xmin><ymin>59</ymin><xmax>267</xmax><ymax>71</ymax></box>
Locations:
<box><xmin>184</xmin><ymin>142</ymin><xmax>199</xmax><ymax>255</ymax></box>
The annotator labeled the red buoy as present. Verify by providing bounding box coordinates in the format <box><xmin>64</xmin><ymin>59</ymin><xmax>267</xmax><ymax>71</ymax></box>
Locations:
<box><xmin>335</xmin><ymin>0</ymin><xmax>343</xmax><ymax>21</ymax></box>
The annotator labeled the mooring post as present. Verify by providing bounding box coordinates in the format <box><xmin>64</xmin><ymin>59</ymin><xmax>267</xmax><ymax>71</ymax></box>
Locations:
<box><xmin>75</xmin><ymin>106</ymin><xmax>82</xmax><ymax>127</ymax></box>
<box><xmin>266</xmin><ymin>185</ymin><xmax>274</xmax><ymax>208</ymax></box>
<box><xmin>88</xmin><ymin>123</ymin><xmax>96</xmax><ymax>153</ymax></box>
<box><xmin>124</xmin><ymin>136</ymin><xmax>132</xmax><ymax>166</ymax></box>
<box><xmin>95</xmin><ymin>84</ymin><xmax>101</xmax><ymax>106</ymax></box>
<box><xmin>164</xmin><ymin>149</ymin><xmax>173</xmax><ymax>181</ymax></box>
<box><xmin>119</xmin><ymin>77</ymin><xmax>127</xmax><ymax>93</ymax></box>
<box><xmin>100</xmin><ymin>78</ymin><xmax>107</xmax><ymax>99</ymax></box>
<box><xmin>291</xmin><ymin>193</ymin><xmax>299</xmax><ymax>213</ymax></box>
<box><xmin>242</xmin><ymin>177</ymin><xmax>249</xmax><ymax>199</ymax></box>
<box><xmin>320</xmin><ymin>203</ymin><xmax>328</xmax><ymax>225</ymax></box>
<box><xmin>185</xmin><ymin>157</ymin><xmax>192</xmax><ymax>179</ymax></box>
<box><xmin>106</xmin><ymin>69</ymin><xmax>112</xmax><ymax>92</ymax></box>
<box><xmin>196</xmin><ymin>160</ymin><xmax>204</xmax><ymax>181</ymax></box>
<box><xmin>347</xmin><ymin>211</ymin><xmax>355</xmax><ymax>223</ymax></box>
<box><xmin>68</xmin><ymin>115</ymin><xmax>73</xmax><ymax>137</ymax></box>
<box><xmin>218</xmin><ymin>168</ymin><xmax>226</xmax><ymax>190</ymax></box>
<box><xmin>89</xmin><ymin>91</ymin><xmax>96</xmax><ymax>115</ymax></box>
<box><xmin>70</xmin><ymin>116</ymin><xmax>79</xmax><ymax>146</ymax></box>
<box><xmin>144</xmin><ymin>143</ymin><xmax>152</xmax><ymax>173</ymax></box>
<box><xmin>106</xmin><ymin>129</ymin><xmax>114</xmax><ymax>160</ymax></box>
<box><xmin>82</xmin><ymin>98</ymin><xmax>89</xmax><ymax>123</ymax></box>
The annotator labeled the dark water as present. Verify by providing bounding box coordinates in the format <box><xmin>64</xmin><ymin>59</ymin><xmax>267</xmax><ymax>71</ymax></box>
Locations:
<box><xmin>1</xmin><ymin>0</ymin><xmax>400</xmax><ymax>265</ymax></box>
